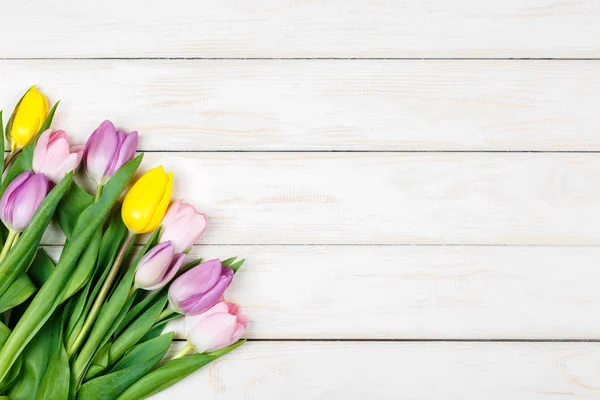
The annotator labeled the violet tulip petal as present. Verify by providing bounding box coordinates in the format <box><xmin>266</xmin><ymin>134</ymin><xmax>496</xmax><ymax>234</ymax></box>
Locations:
<box><xmin>84</xmin><ymin>120</ymin><xmax>118</xmax><ymax>183</ymax></box>
<box><xmin>7</xmin><ymin>173</ymin><xmax>49</xmax><ymax>232</ymax></box>
<box><xmin>144</xmin><ymin>253</ymin><xmax>185</xmax><ymax>291</ymax></box>
<box><xmin>169</xmin><ymin>259</ymin><xmax>223</xmax><ymax>302</ymax></box>
<box><xmin>176</xmin><ymin>266</ymin><xmax>234</xmax><ymax>315</ymax></box>
<box><xmin>0</xmin><ymin>171</ymin><xmax>33</xmax><ymax>230</ymax></box>
<box><xmin>106</xmin><ymin>131</ymin><xmax>138</xmax><ymax>177</ymax></box>
<box><xmin>135</xmin><ymin>241</ymin><xmax>175</xmax><ymax>290</ymax></box>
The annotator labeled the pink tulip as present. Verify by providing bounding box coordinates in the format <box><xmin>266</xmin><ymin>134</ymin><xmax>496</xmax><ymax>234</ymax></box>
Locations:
<box><xmin>83</xmin><ymin>120</ymin><xmax>138</xmax><ymax>184</ymax></box>
<box><xmin>135</xmin><ymin>241</ymin><xmax>185</xmax><ymax>290</ymax></box>
<box><xmin>160</xmin><ymin>200</ymin><xmax>207</xmax><ymax>254</ymax></box>
<box><xmin>0</xmin><ymin>171</ymin><xmax>49</xmax><ymax>232</ymax></box>
<box><xmin>184</xmin><ymin>300</ymin><xmax>247</xmax><ymax>353</ymax></box>
<box><xmin>32</xmin><ymin>129</ymin><xmax>83</xmax><ymax>184</ymax></box>
<box><xmin>168</xmin><ymin>259</ymin><xmax>233</xmax><ymax>315</ymax></box>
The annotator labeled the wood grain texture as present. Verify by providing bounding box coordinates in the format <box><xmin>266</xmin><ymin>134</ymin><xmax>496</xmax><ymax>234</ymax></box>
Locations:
<box><xmin>2</xmin><ymin>60</ymin><xmax>600</xmax><ymax>150</ymax></box>
<box><xmin>3</xmin><ymin>0</ymin><xmax>600</xmax><ymax>58</ymax></box>
<box><xmin>153</xmin><ymin>341</ymin><xmax>600</xmax><ymax>399</ymax></box>
<box><xmin>45</xmin><ymin>244</ymin><xmax>600</xmax><ymax>339</ymax></box>
<box><xmin>39</xmin><ymin>152</ymin><xmax>600</xmax><ymax>245</ymax></box>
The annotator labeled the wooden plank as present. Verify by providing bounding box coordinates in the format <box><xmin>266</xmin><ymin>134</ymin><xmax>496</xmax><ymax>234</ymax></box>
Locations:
<box><xmin>3</xmin><ymin>1</ymin><xmax>600</xmax><ymax>58</ymax></box>
<box><xmin>154</xmin><ymin>341</ymin><xmax>600</xmax><ymax>399</ymax></box>
<box><xmin>37</xmin><ymin>152</ymin><xmax>600</xmax><ymax>245</ymax></box>
<box><xmin>2</xmin><ymin>60</ymin><xmax>600</xmax><ymax>151</ymax></box>
<box><xmin>45</xmin><ymin>245</ymin><xmax>600</xmax><ymax>339</ymax></box>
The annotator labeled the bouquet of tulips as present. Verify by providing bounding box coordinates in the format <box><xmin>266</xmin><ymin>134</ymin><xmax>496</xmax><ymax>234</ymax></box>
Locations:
<box><xmin>0</xmin><ymin>87</ymin><xmax>248</xmax><ymax>400</ymax></box>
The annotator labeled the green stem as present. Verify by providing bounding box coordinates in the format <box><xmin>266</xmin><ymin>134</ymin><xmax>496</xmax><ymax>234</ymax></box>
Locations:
<box><xmin>67</xmin><ymin>231</ymin><xmax>136</xmax><ymax>358</ymax></box>
<box><xmin>172</xmin><ymin>342</ymin><xmax>194</xmax><ymax>359</ymax></box>
<box><xmin>94</xmin><ymin>183</ymin><xmax>104</xmax><ymax>201</ymax></box>
<box><xmin>156</xmin><ymin>308</ymin><xmax>175</xmax><ymax>323</ymax></box>
<box><xmin>3</xmin><ymin>148</ymin><xmax>21</xmax><ymax>170</ymax></box>
<box><xmin>128</xmin><ymin>285</ymin><xmax>137</xmax><ymax>299</ymax></box>
<box><xmin>0</xmin><ymin>230</ymin><xmax>18</xmax><ymax>263</ymax></box>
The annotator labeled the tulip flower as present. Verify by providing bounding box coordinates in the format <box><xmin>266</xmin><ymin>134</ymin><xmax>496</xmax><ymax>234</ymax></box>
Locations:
<box><xmin>168</xmin><ymin>259</ymin><xmax>234</xmax><ymax>315</ymax></box>
<box><xmin>0</xmin><ymin>170</ymin><xmax>49</xmax><ymax>233</ymax></box>
<box><xmin>32</xmin><ymin>129</ymin><xmax>84</xmax><ymax>183</ymax></box>
<box><xmin>9</xmin><ymin>86</ymin><xmax>48</xmax><ymax>152</ymax></box>
<box><xmin>183</xmin><ymin>300</ymin><xmax>247</xmax><ymax>354</ymax></box>
<box><xmin>122</xmin><ymin>166</ymin><xmax>173</xmax><ymax>234</ymax></box>
<box><xmin>135</xmin><ymin>241</ymin><xmax>185</xmax><ymax>290</ymax></box>
<box><xmin>83</xmin><ymin>120</ymin><xmax>138</xmax><ymax>185</ymax></box>
<box><xmin>160</xmin><ymin>201</ymin><xmax>207</xmax><ymax>254</ymax></box>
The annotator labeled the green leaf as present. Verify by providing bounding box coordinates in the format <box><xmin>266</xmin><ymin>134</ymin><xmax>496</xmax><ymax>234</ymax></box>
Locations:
<box><xmin>60</xmin><ymin>230</ymin><xmax>101</xmax><ymax>303</ymax></box>
<box><xmin>8</xmin><ymin>311</ymin><xmax>60</xmax><ymax>400</ymax></box>
<box><xmin>71</xmin><ymin>228</ymin><xmax>160</xmax><ymax>388</ymax></box>
<box><xmin>0</xmin><ymin>172</ymin><xmax>73</xmax><ymax>299</ymax></box>
<box><xmin>27</xmin><ymin>249</ymin><xmax>55</xmax><ymax>288</ymax></box>
<box><xmin>221</xmin><ymin>256</ymin><xmax>245</xmax><ymax>272</ymax></box>
<box><xmin>65</xmin><ymin>213</ymin><xmax>127</xmax><ymax>351</ymax></box>
<box><xmin>0</xmin><ymin>110</ymin><xmax>5</xmax><ymax>179</ymax></box>
<box><xmin>34</xmin><ymin>312</ymin><xmax>69</xmax><ymax>400</ymax></box>
<box><xmin>0</xmin><ymin>322</ymin><xmax>10</xmax><ymax>347</ymax></box>
<box><xmin>116</xmin><ymin>340</ymin><xmax>245</xmax><ymax>400</ymax></box>
<box><xmin>139</xmin><ymin>314</ymin><xmax>180</xmax><ymax>343</ymax></box>
<box><xmin>0</xmin><ymin>154</ymin><xmax>143</xmax><ymax>383</ymax></box>
<box><xmin>0</xmin><ymin>273</ymin><xmax>36</xmax><ymax>313</ymax></box>
<box><xmin>116</xmin><ymin>289</ymin><xmax>167</xmax><ymax>336</ymax></box>
<box><xmin>82</xmin><ymin>342</ymin><xmax>111</xmax><ymax>383</ymax></box>
<box><xmin>56</xmin><ymin>183</ymin><xmax>94</xmax><ymax>238</ymax></box>
<box><xmin>78</xmin><ymin>333</ymin><xmax>173</xmax><ymax>400</ymax></box>
<box><xmin>108</xmin><ymin>296</ymin><xmax>168</xmax><ymax>369</ymax></box>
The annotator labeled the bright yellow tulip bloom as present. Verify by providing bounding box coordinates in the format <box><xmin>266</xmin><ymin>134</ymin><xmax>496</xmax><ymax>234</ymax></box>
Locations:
<box><xmin>122</xmin><ymin>166</ymin><xmax>173</xmax><ymax>234</ymax></box>
<box><xmin>10</xmin><ymin>86</ymin><xmax>49</xmax><ymax>151</ymax></box>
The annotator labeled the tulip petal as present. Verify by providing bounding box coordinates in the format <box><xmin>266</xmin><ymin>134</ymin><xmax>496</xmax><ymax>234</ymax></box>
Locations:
<box><xmin>135</xmin><ymin>242</ymin><xmax>175</xmax><ymax>290</ymax></box>
<box><xmin>32</xmin><ymin>129</ymin><xmax>52</xmax><ymax>173</ymax></box>
<box><xmin>6</xmin><ymin>173</ymin><xmax>49</xmax><ymax>232</ymax></box>
<box><xmin>186</xmin><ymin>313</ymin><xmax>238</xmax><ymax>353</ymax></box>
<box><xmin>170</xmin><ymin>263</ymin><xmax>234</xmax><ymax>315</ymax></box>
<box><xmin>84</xmin><ymin>120</ymin><xmax>118</xmax><ymax>184</ymax></box>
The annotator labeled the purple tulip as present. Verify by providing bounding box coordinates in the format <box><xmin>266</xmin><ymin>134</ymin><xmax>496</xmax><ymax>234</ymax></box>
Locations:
<box><xmin>135</xmin><ymin>241</ymin><xmax>185</xmax><ymax>291</ymax></box>
<box><xmin>83</xmin><ymin>120</ymin><xmax>138</xmax><ymax>184</ymax></box>
<box><xmin>168</xmin><ymin>259</ymin><xmax>234</xmax><ymax>315</ymax></box>
<box><xmin>0</xmin><ymin>171</ymin><xmax>49</xmax><ymax>232</ymax></box>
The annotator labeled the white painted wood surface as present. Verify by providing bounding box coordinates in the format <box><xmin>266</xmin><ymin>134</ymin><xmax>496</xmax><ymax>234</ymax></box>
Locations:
<box><xmin>2</xmin><ymin>60</ymin><xmax>600</xmax><ymax>150</ymax></box>
<box><xmin>3</xmin><ymin>0</ymin><xmax>600</xmax><ymax>58</ymax></box>
<box><xmin>160</xmin><ymin>341</ymin><xmax>600</xmax><ymax>399</ymax></box>
<box><xmin>47</xmin><ymin>244</ymin><xmax>600</xmax><ymax>339</ymax></box>
<box><xmin>5</xmin><ymin>0</ymin><xmax>600</xmax><ymax>398</ymax></box>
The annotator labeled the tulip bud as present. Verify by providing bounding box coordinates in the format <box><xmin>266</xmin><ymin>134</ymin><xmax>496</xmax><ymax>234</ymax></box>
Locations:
<box><xmin>122</xmin><ymin>166</ymin><xmax>173</xmax><ymax>234</ymax></box>
<box><xmin>83</xmin><ymin>120</ymin><xmax>138</xmax><ymax>185</ymax></box>
<box><xmin>160</xmin><ymin>201</ymin><xmax>207</xmax><ymax>254</ymax></box>
<box><xmin>32</xmin><ymin>129</ymin><xmax>83</xmax><ymax>184</ymax></box>
<box><xmin>184</xmin><ymin>300</ymin><xmax>247</xmax><ymax>353</ymax></box>
<box><xmin>135</xmin><ymin>241</ymin><xmax>185</xmax><ymax>290</ymax></box>
<box><xmin>0</xmin><ymin>171</ymin><xmax>49</xmax><ymax>232</ymax></box>
<box><xmin>168</xmin><ymin>259</ymin><xmax>234</xmax><ymax>315</ymax></box>
<box><xmin>9</xmin><ymin>86</ymin><xmax>49</xmax><ymax>152</ymax></box>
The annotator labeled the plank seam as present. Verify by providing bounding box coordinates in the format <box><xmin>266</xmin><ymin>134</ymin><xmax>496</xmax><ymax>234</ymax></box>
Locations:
<box><xmin>172</xmin><ymin>338</ymin><xmax>600</xmax><ymax>343</ymax></box>
<box><xmin>2</xmin><ymin>57</ymin><xmax>600</xmax><ymax>61</ymax></box>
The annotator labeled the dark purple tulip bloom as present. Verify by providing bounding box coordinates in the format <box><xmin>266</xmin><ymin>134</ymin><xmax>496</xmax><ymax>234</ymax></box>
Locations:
<box><xmin>0</xmin><ymin>170</ymin><xmax>49</xmax><ymax>232</ymax></box>
<box><xmin>168</xmin><ymin>259</ymin><xmax>234</xmax><ymax>315</ymax></box>
<box><xmin>83</xmin><ymin>120</ymin><xmax>138</xmax><ymax>185</ymax></box>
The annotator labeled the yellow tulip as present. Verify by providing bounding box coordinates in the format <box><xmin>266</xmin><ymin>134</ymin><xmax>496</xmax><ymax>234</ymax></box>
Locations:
<box><xmin>122</xmin><ymin>166</ymin><xmax>173</xmax><ymax>234</ymax></box>
<box><xmin>10</xmin><ymin>86</ymin><xmax>49</xmax><ymax>152</ymax></box>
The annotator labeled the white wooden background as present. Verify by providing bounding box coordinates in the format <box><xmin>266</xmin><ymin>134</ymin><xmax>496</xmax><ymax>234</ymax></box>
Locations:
<box><xmin>4</xmin><ymin>1</ymin><xmax>600</xmax><ymax>398</ymax></box>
